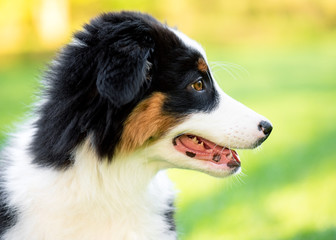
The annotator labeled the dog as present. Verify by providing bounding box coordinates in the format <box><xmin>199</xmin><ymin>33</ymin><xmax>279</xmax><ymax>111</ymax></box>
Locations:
<box><xmin>0</xmin><ymin>11</ymin><xmax>272</xmax><ymax>240</ymax></box>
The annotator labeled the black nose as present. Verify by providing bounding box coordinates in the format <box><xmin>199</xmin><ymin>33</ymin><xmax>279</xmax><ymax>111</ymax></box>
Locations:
<box><xmin>258</xmin><ymin>121</ymin><xmax>273</xmax><ymax>136</ymax></box>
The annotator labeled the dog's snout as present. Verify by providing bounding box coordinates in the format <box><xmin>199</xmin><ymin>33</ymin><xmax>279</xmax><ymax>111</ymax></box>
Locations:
<box><xmin>258</xmin><ymin>121</ymin><xmax>273</xmax><ymax>136</ymax></box>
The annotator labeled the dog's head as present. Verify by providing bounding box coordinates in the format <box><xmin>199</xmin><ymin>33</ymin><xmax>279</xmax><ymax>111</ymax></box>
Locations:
<box><xmin>33</xmin><ymin>11</ymin><xmax>272</xmax><ymax>177</ymax></box>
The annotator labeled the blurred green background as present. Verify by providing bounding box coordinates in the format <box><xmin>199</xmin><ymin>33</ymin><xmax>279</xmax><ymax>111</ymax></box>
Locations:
<box><xmin>1</xmin><ymin>0</ymin><xmax>336</xmax><ymax>239</ymax></box>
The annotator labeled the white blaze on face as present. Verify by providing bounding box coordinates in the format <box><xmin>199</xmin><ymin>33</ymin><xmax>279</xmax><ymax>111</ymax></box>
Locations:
<box><xmin>169</xmin><ymin>28</ymin><xmax>207</xmax><ymax>57</ymax></box>
<box><xmin>170</xmin><ymin>83</ymin><xmax>270</xmax><ymax>149</ymax></box>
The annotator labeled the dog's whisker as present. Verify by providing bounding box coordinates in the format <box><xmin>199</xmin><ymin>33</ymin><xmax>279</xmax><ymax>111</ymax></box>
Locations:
<box><xmin>210</xmin><ymin>61</ymin><xmax>248</xmax><ymax>73</ymax></box>
<box><xmin>214</xmin><ymin>65</ymin><xmax>239</xmax><ymax>81</ymax></box>
<box><xmin>210</xmin><ymin>61</ymin><xmax>249</xmax><ymax>81</ymax></box>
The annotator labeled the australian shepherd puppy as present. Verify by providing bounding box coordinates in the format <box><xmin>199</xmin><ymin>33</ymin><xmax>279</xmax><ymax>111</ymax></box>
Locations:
<box><xmin>0</xmin><ymin>11</ymin><xmax>272</xmax><ymax>240</ymax></box>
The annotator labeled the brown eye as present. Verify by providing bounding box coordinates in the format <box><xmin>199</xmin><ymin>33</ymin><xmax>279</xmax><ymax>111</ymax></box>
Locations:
<box><xmin>191</xmin><ymin>80</ymin><xmax>204</xmax><ymax>91</ymax></box>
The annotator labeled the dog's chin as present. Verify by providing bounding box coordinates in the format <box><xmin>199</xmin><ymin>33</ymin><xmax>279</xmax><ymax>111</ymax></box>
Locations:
<box><xmin>181</xmin><ymin>159</ymin><xmax>242</xmax><ymax>178</ymax></box>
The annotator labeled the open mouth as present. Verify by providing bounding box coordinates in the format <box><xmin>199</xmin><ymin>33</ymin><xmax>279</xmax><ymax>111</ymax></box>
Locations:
<box><xmin>172</xmin><ymin>134</ymin><xmax>241</xmax><ymax>169</ymax></box>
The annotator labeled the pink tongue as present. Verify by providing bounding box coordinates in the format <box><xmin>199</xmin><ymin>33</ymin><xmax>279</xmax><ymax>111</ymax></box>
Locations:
<box><xmin>176</xmin><ymin>135</ymin><xmax>240</xmax><ymax>165</ymax></box>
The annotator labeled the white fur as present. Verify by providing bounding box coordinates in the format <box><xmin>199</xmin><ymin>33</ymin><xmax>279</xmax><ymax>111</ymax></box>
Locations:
<box><xmin>2</xmin><ymin>125</ymin><xmax>176</xmax><ymax>240</ymax></box>
<box><xmin>169</xmin><ymin>28</ymin><xmax>206</xmax><ymax>57</ymax></box>
<box><xmin>69</xmin><ymin>37</ymin><xmax>87</xmax><ymax>48</ymax></box>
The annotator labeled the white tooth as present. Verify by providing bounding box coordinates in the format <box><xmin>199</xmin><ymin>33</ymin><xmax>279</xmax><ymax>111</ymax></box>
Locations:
<box><xmin>200</xmin><ymin>142</ymin><xmax>204</xmax><ymax>147</ymax></box>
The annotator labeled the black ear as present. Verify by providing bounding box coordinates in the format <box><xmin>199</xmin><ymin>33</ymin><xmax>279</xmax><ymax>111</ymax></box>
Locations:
<box><xmin>96</xmin><ymin>33</ymin><xmax>154</xmax><ymax>107</ymax></box>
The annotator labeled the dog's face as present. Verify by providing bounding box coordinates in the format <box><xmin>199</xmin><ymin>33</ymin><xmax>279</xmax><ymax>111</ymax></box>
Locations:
<box><xmin>34</xmin><ymin>12</ymin><xmax>272</xmax><ymax>177</ymax></box>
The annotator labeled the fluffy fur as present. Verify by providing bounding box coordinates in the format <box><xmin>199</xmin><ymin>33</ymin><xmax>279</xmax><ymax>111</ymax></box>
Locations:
<box><xmin>0</xmin><ymin>11</ymin><xmax>272</xmax><ymax>240</ymax></box>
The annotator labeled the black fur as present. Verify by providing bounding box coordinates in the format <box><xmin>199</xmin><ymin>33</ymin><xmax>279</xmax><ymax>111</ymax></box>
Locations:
<box><xmin>0</xmin><ymin>157</ymin><xmax>17</xmax><ymax>235</ymax></box>
<box><xmin>0</xmin><ymin>193</ymin><xmax>17</xmax><ymax>236</ymax></box>
<box><xmin>30</xmin><ymin>11</ymin><xmax>219</xmax><ymax>170</ymax></box>
<box><xmin>164</xmin><ymin>201</ymin><xmax>176</xmax><ymax>232</ymax></box>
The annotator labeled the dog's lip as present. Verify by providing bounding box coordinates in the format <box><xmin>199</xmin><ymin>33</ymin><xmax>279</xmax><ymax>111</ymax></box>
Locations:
<box><xmin>172</xmin><ymin>134</ymin><xmax>240</xmax><ymax>168</ymax></box>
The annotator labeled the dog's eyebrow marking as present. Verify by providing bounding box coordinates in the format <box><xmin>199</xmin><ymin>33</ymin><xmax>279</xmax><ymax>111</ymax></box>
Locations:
<box><xmin>197</xmin><ymin>58</ymin><xmax>208</xmax><ymax>73</ymax></box>
<box><xmin>186</xmin><ymin>151</ymin><xmax>196</xmax><ymax>158</ymax></box>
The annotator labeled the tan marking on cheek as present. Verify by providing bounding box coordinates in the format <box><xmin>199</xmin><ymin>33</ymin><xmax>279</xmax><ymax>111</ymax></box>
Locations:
<box><xmin>118</xmin><ymin>93</ymin><xmax>179</xmax><ymax>153</ymax></box>
<box><xmin>197</xmin><ymin>58</ymin><xmax>208</xmax><ymax>73</ymax></box>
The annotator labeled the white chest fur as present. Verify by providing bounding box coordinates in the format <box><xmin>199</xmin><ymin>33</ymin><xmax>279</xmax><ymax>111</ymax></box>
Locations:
<box><xmin>2</xmin><ymin>127</ymin><xmax>176</xmax><ymax>240</ymax></box>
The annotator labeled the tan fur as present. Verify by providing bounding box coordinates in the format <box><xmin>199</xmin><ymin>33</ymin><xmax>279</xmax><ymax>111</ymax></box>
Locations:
<box><xmin>197</xmin><ymin>58</ymin><xmax>208</xmax><ymax>72</ymax></box>
<box><xmin>118</xmin><ymin>93</ymin><xmax>179</xmax><ymax>153</ymax></box>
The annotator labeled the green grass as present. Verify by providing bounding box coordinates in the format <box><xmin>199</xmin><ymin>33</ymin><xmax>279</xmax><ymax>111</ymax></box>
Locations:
<box><xmin>0</xmin><ymin>55</ymin><xmax>48</xmax><ymax>145</ymax></box>
<box><xmin>0</xmin><ymin>43</ymin><xmax>336</xmax><ymax>239</ymax></box>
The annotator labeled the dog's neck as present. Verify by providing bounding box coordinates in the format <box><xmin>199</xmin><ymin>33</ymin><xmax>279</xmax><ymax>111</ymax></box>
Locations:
<box><xmin>70</xmin><ymin>141</ymin><xmax>168</xmax><ymax>207</ymax></box>
<box><xmin>5</xmin><ymin>132</ymin><xmax>176</xmax><ymax>239</ymax></box>
<box><xmin>54</xmin><ymin>141</ymin><xmax>177</xmax><ymax>239</ymax></box>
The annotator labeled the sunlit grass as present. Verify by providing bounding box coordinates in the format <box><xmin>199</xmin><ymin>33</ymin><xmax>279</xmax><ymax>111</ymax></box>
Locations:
<box><xmin>0</xmin><ymin>57</ymin><xmax>46</xmax><ymax>143</ymax></box>
<box><xmin>265</xmin><ymin>168</ymin><xmax>336</xmax><ymax>238</ymax></box>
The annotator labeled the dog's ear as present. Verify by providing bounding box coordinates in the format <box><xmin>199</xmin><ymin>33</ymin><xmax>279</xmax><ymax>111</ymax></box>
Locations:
<box><xmin>96</xmin><ymin>29</ymin><xmax>155</xmax><ymax>107</ymax></box>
